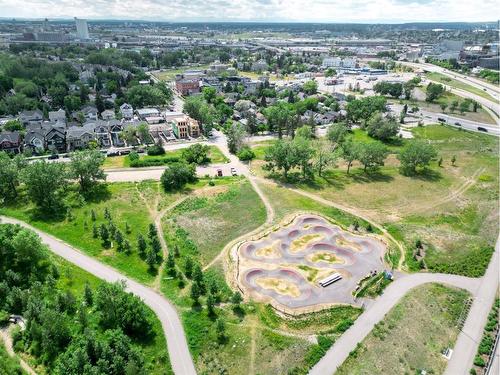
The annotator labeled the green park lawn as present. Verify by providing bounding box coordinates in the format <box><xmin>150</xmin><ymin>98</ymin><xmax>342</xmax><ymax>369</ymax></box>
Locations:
<box><xmin>426</xmin><ymin>72</ymin><xmax>497</xmax><ymax>102</ymax></box>
<box><xmin>252</xmin><ymin>125</ymin><xmax>498</xmax><ymax>276</ymax></box>
<box><xmin>0</xmin><ymin>182</ymin><xmax>180</xmax><ymax>284</ymax></box>
<box><xmin>336</xmin><ymin>283</ymin><xmax>470</xmax><ymax>375</ymax></box>
<box><xmin>102</xmin><ymin>145</ymin><xmax>228</xmax><ymax>169</ymax></box>
<box><xmin>162</xmin><ymin>178</ymin><xmax>267</xmax><ymax>267</ymax></box>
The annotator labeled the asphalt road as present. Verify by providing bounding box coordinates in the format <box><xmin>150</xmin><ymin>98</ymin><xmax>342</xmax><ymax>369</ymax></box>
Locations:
<box><xmin>444</xmin><ymin>237</ymin><xmax>500</xmax><ymax>375</ymax></box>
<box><xmin>0</xmin><ymin>216</ymin><xmax>197</xmax><ymax>375</ymax></box>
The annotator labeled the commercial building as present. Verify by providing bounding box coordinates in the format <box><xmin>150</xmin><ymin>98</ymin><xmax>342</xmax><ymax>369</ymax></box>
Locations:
<box><xmin>75</xmin><ymin>18</ymin><xmax>89</xmax><ymax>40</ymax></box>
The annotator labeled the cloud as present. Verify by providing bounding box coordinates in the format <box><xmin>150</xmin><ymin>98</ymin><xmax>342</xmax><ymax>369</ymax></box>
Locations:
<box><xmin>0</xmin><ymin>0</ymin><xmax>497</xmax><ymax>22</ymax></box>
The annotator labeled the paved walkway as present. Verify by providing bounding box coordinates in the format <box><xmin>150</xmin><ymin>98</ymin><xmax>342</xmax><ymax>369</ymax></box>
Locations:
<box><xmin>309</xmin><ymin>272</ymin><xmax>482</xmax><ymax>375</ymax></box>
<box><xmin>0</xmin><ymin>216</ymin><xmax>196</xmax><ymax>375</ymax></box>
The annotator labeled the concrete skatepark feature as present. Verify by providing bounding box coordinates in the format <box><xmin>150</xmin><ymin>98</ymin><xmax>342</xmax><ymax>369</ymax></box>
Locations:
<box><xmin>237</xmin><ymin>214</ymin><xmax>386</xmax><ymax>311</ymax></box>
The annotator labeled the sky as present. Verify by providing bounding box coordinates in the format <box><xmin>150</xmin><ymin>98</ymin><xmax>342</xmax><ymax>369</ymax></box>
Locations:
<box><xmin>0</xmin><ymin>0</ymin><xmax>498</xmax><ymax>23</ymax></box>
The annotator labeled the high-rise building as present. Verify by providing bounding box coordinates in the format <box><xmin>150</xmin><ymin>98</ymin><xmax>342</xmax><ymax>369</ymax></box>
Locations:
<box><xmin>74</xmin><ymin>18</ymin><xmax>89</xmax><ymax>40</ymax></box>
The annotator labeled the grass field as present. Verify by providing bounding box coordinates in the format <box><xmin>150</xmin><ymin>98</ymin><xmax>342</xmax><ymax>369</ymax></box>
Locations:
<box><xmin>252</xmin><ymin>125</ymin><xmax>498</xmax><ymax>276</ymax></box>
<box><xmin>336</xmin><ymin>283</ymin><xmax>470</xmax><ymax>375</ymax></box>
<box><xmin>0</xmin><ymin>182</ymin><xmax>181</xmax><ymax>284</ymax></box>
<box><xmin>426</xmin><ymin>72</ymin><xmax>497</xmax><ymax>102</ymax></box>
<box><xmin>163</xmin><ymin>179</ymin><xmax>267</xmax><ymax>266</ymax></box>
<box><xmin>102</xmin><ymin>145</ymin><xmax>228</xmax><ymax>169</ymax></box>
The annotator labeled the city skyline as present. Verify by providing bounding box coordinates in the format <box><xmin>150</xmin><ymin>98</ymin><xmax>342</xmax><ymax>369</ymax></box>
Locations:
<box><xmin>1</xmin><ymin>0</ymin><xmax>499</xmax><ymax>23</ymax></box>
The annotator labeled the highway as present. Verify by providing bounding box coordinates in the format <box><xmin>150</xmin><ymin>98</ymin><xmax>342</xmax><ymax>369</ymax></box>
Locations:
<box><xmin>0</xmin><ymin>216</ymin><xmax>197</xmax><ymax>375</ymax></box>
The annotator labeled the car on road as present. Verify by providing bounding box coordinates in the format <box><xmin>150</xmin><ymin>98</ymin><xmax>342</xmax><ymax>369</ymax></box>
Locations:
<box><xmin>48</xmin><ymin>154</ymin><xmax>59</xmax><ymax>160</ymax></box>
<box><xmin>477</xmin><ymin>127</ymin><xmax>488</xmax><ymax>132</ymax></box>
<box><xmin>217</xmin><ymin>169</ymin><xmax>223</xmax><ymax>177</ymax></box>
<box><xmin>437</xmin><ymin>117</ymin><xmax>447</xmax><ymax>123</ymax></box>
<box><xmin>230</xmin><ymin>167</ymin><xmax>237</xmax><ymax>176</ymax></box>
<box><xmin>454</xmin><ymin>122</ymin><xmax>462</xmax><ymax>126</ymax></box>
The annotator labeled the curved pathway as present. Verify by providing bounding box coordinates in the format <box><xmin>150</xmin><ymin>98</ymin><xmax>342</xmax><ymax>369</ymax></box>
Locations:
<box><xmin>0</xmin><ymin>326</ymin><xmax>37</xmax><ymax>375</ymax></box>
<box><xmin>309</xmin><ymin>272</ymin><xmax>481</xmax><ymax>375</ymax></box>
<box><xmin>0</xmin><ymin>216</ymin><xmax>196</xmax><ymax>375</ymax></box>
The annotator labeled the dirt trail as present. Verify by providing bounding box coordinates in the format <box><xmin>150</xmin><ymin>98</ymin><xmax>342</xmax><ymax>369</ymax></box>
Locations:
<box><xmin>0</xmin><ymin>326</ymin><xmax>37</xmax><ymax>375</ymax></box>
<box><xmin>254</xmin><ymin>177</ymin><xmax>407</xmax><ymax>270</ymax></box>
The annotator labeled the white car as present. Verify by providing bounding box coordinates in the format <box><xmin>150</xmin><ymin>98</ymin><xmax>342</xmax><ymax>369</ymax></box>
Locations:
<box><xmin>231</xmin><ymin>168</ymin><xmax>237</xmax><ymax>176</ymax></box>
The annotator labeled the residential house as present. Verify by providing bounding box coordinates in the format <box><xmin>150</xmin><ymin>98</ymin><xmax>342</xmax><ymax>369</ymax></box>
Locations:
<box><xmin>100</xmin><ymin>109</ymin><xmax>116</xmax><ymax>120</ymax></box>
<box><xmin>49</xmin><ymin>109</ymin><xmax>66</xmax><ymax>124</ymax></box>
<box><xmin>175</xmin><ymin>78</ymin><xmax>200</xmax><ymax>96</ymax></box>
<box><xmin>120</xmin><ymin>103</ymin><xmax>134</xmax><ymax>119</ymax></box>
<box><xmin>109</xmin><ymin>121</ymin><xmax>125</xmax><ymax>147</ymax></box>
<box><xmin>66</xmin><ymin>124</ymin><xmax>96</xmax><ymax>151</ymax></box>
<box><xmin>136</xmin><ymin>108</ymin><xmax>160</xmax><ymax>120</ymax></box>
<box><xmin>43</xmin><ymin>124</ymin><xmax>66</xmax><ymax>153</ymax></box>
<box><xmin>251</xmin><ymin>59</ymin><xmax>268</xmax><ymax>72</ymax></box>
<box><xmin>0</xmin><ymin>131</ymin><xmax>21</xmax><ymax>153</ymax></box>
<box><xmin>92</xmin><ymin>121</ymin><xmax>112</xmax><ymax>148</ymax></box>
<box><xmin>171</xmin><ymin>115</ymin><xmax>200</xmax><ymax>139</ymax></box>
<box><xmin>20</xmin><ymin>109</ymin><xmax>44</xmax><ymax>126</ymax></box>
<box><xmin>24</xmin><ymin>126</ymin><xmax>46</xmax><ymax>153</ymax></box>
<box><xmin>72</xmin><ymin>105</ymin><xmax>98</xmax><ymax>122</ymax></box>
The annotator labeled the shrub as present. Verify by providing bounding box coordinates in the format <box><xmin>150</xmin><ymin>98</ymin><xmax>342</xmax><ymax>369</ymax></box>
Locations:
<box><xmin>146</xmin><ymin>144</ymin><xmax>165</xmax><ymax>156</ymax></box>
<box><xmin>160</xmin><ymin>162</ymin><xmax>197</xmax><ymax>191</ymax></box>
<box><xmin>237</xmin><ymin>146</ymin><xmax>256</xmax><ymax>161</ymax></box>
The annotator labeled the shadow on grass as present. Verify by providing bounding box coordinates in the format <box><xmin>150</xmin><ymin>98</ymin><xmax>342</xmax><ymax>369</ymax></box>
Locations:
<box><xmin>84</xmin><ymin>183</ymin><xmax>112</xmax><ymax>203</ymax></box>
<box><xmin>407</xmin><ymin>168</ymin><xmax>443</xmax><ymax>182</ymax></box>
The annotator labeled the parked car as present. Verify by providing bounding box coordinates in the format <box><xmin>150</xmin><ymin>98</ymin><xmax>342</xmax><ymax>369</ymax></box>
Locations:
<box><xmin>231</xmin><ymin>167</ymin><xmax>237</xmax><ymax>176</ymax></box>
<box><xmin>48</xmin><ymin>154</ymin><xmax>59</xmax><ymax>160</ymax></box>
<box><xmin>437</xmin><ymin>117</ymin><xmax>446</xmax><ymax>123</ymax></box>
<box><xmin>454</xmin><ymin>122</ymin><xmax>462</xmax><ymax>126</ymax></box>
<box><xmin>478</xmin><ymin>127</ymin><xmax>488</xmax><ymax>132</ymax></box>
<box><xmin>217</xmin><ymin>169</ymin><xmax>223</xmax><ymax>177</ymax></box>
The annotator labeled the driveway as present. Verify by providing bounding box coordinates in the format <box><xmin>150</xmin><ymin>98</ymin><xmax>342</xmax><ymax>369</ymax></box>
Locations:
<box><xmin>0</xmin><ymin>216</ymin><xmax>196</xmax><ymax>375</ymax></box>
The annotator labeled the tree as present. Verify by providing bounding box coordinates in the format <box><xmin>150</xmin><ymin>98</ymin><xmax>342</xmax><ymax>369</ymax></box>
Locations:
<box><xmin>440</xmin><ymin>103</ymin><xmax>447</xmax><ymax>112</ymax></box>
<box><xmin>237</xmin><ymin>146</ymin><xmax>255</xmax><ymax>161</ymax></box>
<box><xmin>398</xmin><ymin>141</ymin><xmax>438</xmax><ymax>175</ymax></box>
<box><xmin>184</xmin><ymin>257</ymin><xmax>194</xmax><ymax>279</ymax></box>
<box><xmin>99</xmin><ymin>224</ymin><xmax>110</xmax><ymax>248</ymax></box>
<box><xmin>166</xmin><ymin>252</ymin><xmax>175</xmax><ymax>271</ymax></box>
<box><xmin>160</xmin><ymin>162</ymin><xmax>197</xmax><ymax>191</ymax></box>
<box><xmin>450</xmin><ymin>99</ymin><xmax>459</xmax><ymax>113</ymax></box>
<box><xmin>120</xmin><ymin>126</ymin><xmax>137</xmax><ymax>146</ymax></box>
<box><xmin>264</xmin><ymin>140</ymin><xmax>298</xmax><ymax>179</ymax></box>
<box><xmin>190</xmin><ymin>282</ymin><xmax>201</xmax><ymax>304</ymax></box>
<box><xmin>341</xmin><ymin>139</ymin><xmax>360</xmax><ymax>174</ymax></box>
<box><xmin>346</xmin><ymin>96</ymin><xmax>387</xmax><ymax>125</ymax></box>
<box><xmin>137</xmin><ymin>123</ymin><xmax>152</xmax><ymax>145</ymax></box>
<box><xmin>183</xmin><ymin>96</ymin><xmax>215</xmax><ymax>136</ymax></box>
<box><xmin>302</xmin><ymin>80</ymin><xmax>318</xmax><ymax>95</ymax></box>
<box><xmin>94</xmin><ymin>281</ymin><xmax>152</xmax><ymax>337</ymax></box>
<box><xmin>84</xmin><ymin>283</ymin><xmax>93</xmax><ymax>306</ymax></box>
<box><xmin>114</xmin><ymin>229</ymin><xmax>124</xmax><ymax>251</ymax></box>
<box><xmin>181</xmin><ymin>143</ymin><xmax>210</xmax><ymax>164</ymax></box>
<box><xmin>459</xmin><ymin>100</ymin><xmax>470</xmax><ymax>114</ymax></box>
<box><xmin>365</xmin><ymin>113</ymin><xmax>399</xmax><ymax>141</ymax></box>
<box><xmin>206</xmin><ymin>293</ymin><xmax>216</xmax><ymax>316</ymax></box>
<box><xmin>231</xmin><ymin>291</ymin><xmax>243</xmax><ymax>306</ymax></box>
<box><xmin>0</xmin><ymin>152</ymin><xmax>25</xmax><ymax>201</ymax></box>
<box><xmin>216</xmin><ymin>318</ymin><xmax>226</xmax><ymax>343</ymax></box>
<box><xmin>226</xmin><ymin>121</ymin><xmax>247</xmax><ymax>154</ymax></box>
<box><xmin>3</xmin><ymin>119</ymin><xmax>23</xmax><ymax>131</ymax></box>
<box><xmin>69</xmin><ymin>149</ymin><xmax>106</xmax><ymax>194</ymax></box>
<box><xmin>22</xmin><ymin>160</ymin><xmax>68</xmax><ymax>215</ymax></box>
<box><xmin>137</xmin><ymin>233</ymin><xmax>147</xmax><ymax>255</ymax></box>
<box><xmin>357</xmin><ymin>142</ymin><xmax>388</xmax><ymax>173</ymax></box>
<box><xmin>145</xmin><ymin>247</ymin><xmax>157</xmax><ymax>270</ymax></box>
<box><xmin>295</xmin><ymin>124</ymin><xmax>314</xmax><ymax>140</ymax></box>
<box><xmin>294</xmin><ymin>137</ymin><xmax>315</xmax><ymax>179</ymax></box>
<box><xmin>264</xmin><ymin>102</ymin><xmax>296</xmax><ymax>138</ymax></box>
<box><xmin>327</xmin><ymin>122</ymin><xmax>349</xmax><ymax>146</ymax></box>
<box><xmin>313</xmin><ymin>139</ymin><xmax>335</xmax><ymax>177</ymax></box>
<box><xmin>425</xmin><ymin>82</ymin><xmax>444</xmax><ymax>102</ymax></box>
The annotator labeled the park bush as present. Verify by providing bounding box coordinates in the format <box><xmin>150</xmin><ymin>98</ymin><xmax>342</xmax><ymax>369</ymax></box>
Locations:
<box><xmin>146</xmin><ymin>144</ymin><xmax>166</xmax><ymax>156</ymax></box>
<box><xmin>129</xmin><ymin>155</ymin><xmax>180</xmax><ymax>167</ymax></box>
<box><xmin>425</xmin><ymin>245</ymin><xmax>494</xmax><ymax>277</ymax></box>
<box><xmin>237</xmin><ymin>146</ymin><xmax>256</xmax><ymax>161</ymax></box>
